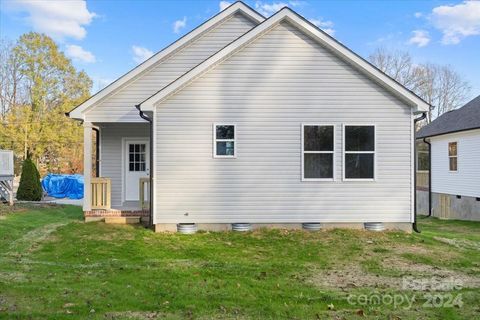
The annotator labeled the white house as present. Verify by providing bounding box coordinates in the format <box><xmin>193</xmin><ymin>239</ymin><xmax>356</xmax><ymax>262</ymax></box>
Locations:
<box><xmin>68</xmin><ymin>2</ymin><xmax>429</xmax><ymax>232</ymax></box>
<box><xmin>417</xmin><ymin>95</ymin><xmax>480</xmax><ymax>221</ymax></box>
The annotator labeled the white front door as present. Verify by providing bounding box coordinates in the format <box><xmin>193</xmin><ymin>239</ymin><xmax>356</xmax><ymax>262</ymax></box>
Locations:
<box><xmin>124</xmin><ymin>139</ymin><xmax>150</xmax><ymax>201</ymax></box>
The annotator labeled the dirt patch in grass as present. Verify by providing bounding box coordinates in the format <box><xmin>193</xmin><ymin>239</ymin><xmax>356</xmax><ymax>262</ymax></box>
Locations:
<box><xmin>310</xmin><ymin>265</ymin><xmax>398</xmax><ymax>290</ymax></box>
<box><xmin>7</xmin><ymin>222</ymin><xmax>68</xmax><ymax>255</ymax></box>
<box><xmin>433</xmin><ymin>236</ymin><xmax>480</xmax><ymax>251</ymax></box>
<box><xmin>310</xmin><ymin>257</ymin><xmax>480</xmax><ymax>291</ymax></box>
<box><xmin>0</xmin><ymin>204</ymin><xmax>28</xmax><ymax>216</ymax></box>
<box><xmin>104</xmin><ymin>311</ymin><xmax>179</xmax><ymax>320</ymax></box>
<box><xmin>0</xmin><ymin>271</ymin><xmax>26</xmax><ymax>283</ymax></box>
<box><xmin>0</xmin><ymin>203</ymin><xmax>64</xmax><ymax>216</ymax></box>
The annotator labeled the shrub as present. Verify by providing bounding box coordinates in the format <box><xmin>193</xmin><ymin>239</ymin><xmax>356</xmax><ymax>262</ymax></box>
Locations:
<box><xmin>16</xmin><ymin>158</ymin><xmax>43</xmax><ymax>201</ymax></box>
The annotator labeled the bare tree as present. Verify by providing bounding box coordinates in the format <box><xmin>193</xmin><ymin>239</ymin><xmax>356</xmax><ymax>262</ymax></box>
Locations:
<box><xmin>369</xmin><ymin>48</ymin><xmax>471</xmax><ymax>123</ymax></box>
<box><xmin>0</xmin><ymin>39</ymin><xmax>25</xmax><ymax>120</ymax></box>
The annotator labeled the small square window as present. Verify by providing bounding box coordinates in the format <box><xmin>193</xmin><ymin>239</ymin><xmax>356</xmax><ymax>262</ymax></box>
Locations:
<box><xmin>214</xmin><ymin>124</ymin><xmax>236</xmax><ymax>158</ymax></box>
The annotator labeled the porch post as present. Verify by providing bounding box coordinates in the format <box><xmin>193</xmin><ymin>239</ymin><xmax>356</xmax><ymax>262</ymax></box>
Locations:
<box><xmin>83</xmin><ymin>122</ymin><xmax>93</xmax><ymax>211</ymax></box>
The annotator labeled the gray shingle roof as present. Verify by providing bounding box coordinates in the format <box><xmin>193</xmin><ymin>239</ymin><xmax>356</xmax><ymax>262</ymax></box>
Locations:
<box><xmin>416</xmin><ymin>95</ymin><xmax>480</xmax><ymax>139</ymax></box>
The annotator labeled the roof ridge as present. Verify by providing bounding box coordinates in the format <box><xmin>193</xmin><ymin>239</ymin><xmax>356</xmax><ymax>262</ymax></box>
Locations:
<box><xmin>139</xmin><ymin>6</ymin><xmax>430</xmax><ymax>112</ymax></box>
<box><xmin>68</xmin><ymin>1</ymin><xmax>264</xmax><ymax>120</ymax></box>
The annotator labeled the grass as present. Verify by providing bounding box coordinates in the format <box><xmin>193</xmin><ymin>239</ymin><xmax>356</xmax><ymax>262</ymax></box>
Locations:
<box><xmin>0</xmin><ymin>204</ymin><xmax>479</xmax><ymax>319</ymax></box>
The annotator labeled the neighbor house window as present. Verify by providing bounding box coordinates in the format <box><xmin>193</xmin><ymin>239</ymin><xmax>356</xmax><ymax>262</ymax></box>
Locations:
<box><xmin>448</xmin><ymin>142</ymin><xmax>457</xmax><ymax>171</ymax></box>
<box><xmin>302</xmin><ymin>124</ymin><xmax>334</xmax><ymax>180</ymax></box>
<box><xmin>343</xmin><ymin>125</ymin><xmax>375</xmax><ymax>180</ymax></box>
<box><xmin>214</xmin><ymin>124</ymin><xmax>236</xmax><ymax>158</ymax></box>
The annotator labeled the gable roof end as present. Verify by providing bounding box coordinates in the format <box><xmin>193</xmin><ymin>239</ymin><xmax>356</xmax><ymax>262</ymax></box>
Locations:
<box><xmin>139</xmin><ymin>7</ymin><xmax>430</xmax><ymax>112</ymax></box>
<box><xmin>417</xmin><ymin>95</ymin><xmax>480</xmax><ymax>139</ymax></box>
<box><xmin>68</xmin><ymin>1</ymin><xmax>265</xmax><ymax>120</ymax></box>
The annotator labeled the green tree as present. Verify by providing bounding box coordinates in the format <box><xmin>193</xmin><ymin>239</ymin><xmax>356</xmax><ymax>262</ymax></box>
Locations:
<box><xmin>16</xmin><ymin>157</ymin><xmax>43</xmax><ymax>201</ymax></box>
<box><xmin>0</xmin><ymin>32</ymin><xmax>92</xmax><ymax>174</ymax></box>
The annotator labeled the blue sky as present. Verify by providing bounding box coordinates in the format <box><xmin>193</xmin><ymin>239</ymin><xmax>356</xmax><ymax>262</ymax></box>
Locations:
<box><xmin>1</xmin><ymin>0</ymin><xmax>479</xmax><ymax>98</ymax></box>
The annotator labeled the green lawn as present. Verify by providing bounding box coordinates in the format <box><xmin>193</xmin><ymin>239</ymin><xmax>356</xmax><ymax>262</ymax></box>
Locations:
<box><xmin>0</xmin><ymin>204</ymin><xmax>479</xmax><ymax>319</ymax></box>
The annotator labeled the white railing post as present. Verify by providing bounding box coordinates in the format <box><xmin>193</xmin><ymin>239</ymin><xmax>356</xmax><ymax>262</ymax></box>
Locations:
<box><xmin>139</xmin><ymin>177</ymin><xmax>150</xmax><ymax>209</ymax></box>
<box><xmin>83</xmin><ymin>122</ymin><xmax>93</xmax><ymax>211</ymax></box>
<box><xmin>91</xmin><ymin>177</ymin><xmax>111</xmax><ymax>209</ymax></box>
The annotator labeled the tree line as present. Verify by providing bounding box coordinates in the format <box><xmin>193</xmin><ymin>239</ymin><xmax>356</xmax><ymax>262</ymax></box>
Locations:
<box><xmin>0</xmin><ymin>32</ymin><xmax>91</xmax><ymax>175</ymax></box>
<box><xmin>368</xmin><ymin>48</ymin><xmax>471</xmax><ymax>123</ymax></box>
<box><xmin>0</xmin><ymin>33</ymin><xmax>472</xmax><ymax>176</ymax></box>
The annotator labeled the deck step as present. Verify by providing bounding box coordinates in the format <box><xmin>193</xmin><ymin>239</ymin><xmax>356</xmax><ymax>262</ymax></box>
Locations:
<box><xmin>105</xmin><ymin>216</ymin><xmax>141</xmax><ymax>224</ymax></box>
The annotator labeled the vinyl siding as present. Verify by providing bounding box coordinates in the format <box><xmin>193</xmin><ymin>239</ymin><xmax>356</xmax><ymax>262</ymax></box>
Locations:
<box><xmin>85</xmin><ymin>13</ymin><xmax>257</xmax><ymax>122</ymax></box>
<box><xmin>99</xmin><ymin>123</ymin><xmax>149</xmax><ymax>206</ymax></box>
<box><xmin>154</xmin><ymin>21</ymin><xmax>413</xmax><ymax>224</ymax></box>
<box><xmin>430</xmin><ymin>129</ymin><xmax>480</xmax><ymax>197</ymax></box>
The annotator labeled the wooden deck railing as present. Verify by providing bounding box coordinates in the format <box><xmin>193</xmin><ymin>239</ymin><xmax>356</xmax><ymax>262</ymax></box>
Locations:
<box><xmin>139</xmin><ymin>177</ymin><xmax>150</xmax><ymax>210</ymax></box>
<box><xmin>91</xmin><ymin>177</ymin><xmax>111</xmax><ymax>210</ymax></box>
<box><xmin>416</xmin><ymin>171</ymin><xmax>429</xmax><ymax>189</ymax></box>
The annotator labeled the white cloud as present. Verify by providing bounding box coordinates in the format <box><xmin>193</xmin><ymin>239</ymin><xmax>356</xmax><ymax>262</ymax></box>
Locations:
<box><xmin>254</xmin><ymin>1</ymin><xmax>300</xmax><ymax>16</ymax></box>
<box><xmin>309</xmin><ymin>18</ymin><xmax>335</xmax><ymax>36</ymax></box>
<box><xmin>414</xmin><ymin>12</ymin><xmax>423</xmax><ymax>18</ymax></box>
<box><xmin>131</xmin><ymin>45</ymin><xmax>153</xmax><ymax>64</ymax></box>
<box><xmin>6</xmin><ymin>0</ymin><xmax>96</xmax><ymax>40</ymax></box>
<box><xmin>97</xmin><ymin>78</ymin><xmax>112</xmax><ymax>90</ymax></box>
<box><xmin>408</xmin><ymin>30</ymin><xmax>431</xmax><ymax>47</ymax></box>
<box><xmin>173</xmin><ymin>17</ymin><xmax>187</xmax><ymax>34</ymax></box>
<box><xmin>431</xmin><ymin>1</ymin><xmax>480</xmax><ymax>45</ymax></box>
<box><xmin>219</xmin><ymin>1</ymin><xmax>232</xmax><ymax>11</ymax></box>
<box><xmin>65</xmin><ymin>44</ymin><xmax>96</xmax><ymax>63</ymax></box>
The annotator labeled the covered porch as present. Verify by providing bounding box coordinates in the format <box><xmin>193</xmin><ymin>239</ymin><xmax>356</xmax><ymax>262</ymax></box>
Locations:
<box><xmin>83</xmin><ymin>122</ymin><xmax>151</xmax><ymax>224</ymax></box>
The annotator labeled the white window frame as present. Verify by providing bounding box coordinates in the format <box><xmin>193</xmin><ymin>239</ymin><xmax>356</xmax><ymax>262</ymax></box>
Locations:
<box><xmin>448</xmin><ymin>141</ymin><xmax>458</xmax><ymax>172</ymax></box>
<box><xmin>301</xmin><ymin>124</ymin><xmax>335</xmax><ymax>181</ymax></box>
<box><xmin>213</xmin><ymin>123</ymin><xmax>237</xmax><ymax>158</ymax></box>
<box><xmin>342</xmin><ymin>124</ymin><xmax>376</xmax><ymax>181</ymax></box>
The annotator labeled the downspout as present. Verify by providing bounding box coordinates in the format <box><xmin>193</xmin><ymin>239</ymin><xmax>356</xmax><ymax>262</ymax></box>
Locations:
<box><xmin>413</xmin><ymin>112</ymin><xmax>427</xmax><ymax>233</ymax></box>
<box><xmin>423</xmin><ymin>138</ymin><xmax>432</xmax><ymax>217</ymax></box>
<box><xmin>135</xmin><ymin>104</ymin><xmax>153</xmax><ymax>228</ymax></box>
<box><xmin>92</xmin><ymin>128</ymin><xmax>100</xmax><ymax>177</ymax></box>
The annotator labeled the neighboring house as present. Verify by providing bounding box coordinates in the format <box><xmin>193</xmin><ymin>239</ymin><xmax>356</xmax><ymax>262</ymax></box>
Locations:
<box><xmin>68</xmin><ymin>2</ymin><xmax>429</xmax><ymax>232</ymax></box>
<box><xmin>416</xmin><ymin>95</ymin><xmax>480</xmax><ymax>221</ymax></box>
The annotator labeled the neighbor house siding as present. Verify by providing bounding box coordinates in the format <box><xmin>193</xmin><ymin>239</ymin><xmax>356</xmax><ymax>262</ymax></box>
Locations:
<box><xmin>85</xmin><ymin>13</ymin><xmax>257</xmax><ymax>122</ymax></box>
<box><xmin>430</xmin><ymin>129</ymin><xmax>480</xmax><ymax>198</ymax></box>
<box><xmin>99</xmin><ymin>123</ymin><xmax>149</xmax><ymax>207</ymax></box>
<box><xmin>153</xmin><ymin>21</ymin><xmax>413</xmax><ymax>224</ymax></box>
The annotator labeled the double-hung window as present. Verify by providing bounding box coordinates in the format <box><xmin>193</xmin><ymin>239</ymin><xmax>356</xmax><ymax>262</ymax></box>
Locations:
<box><xmin>214</xmin><ymin>124</ymin><xmax>236</xmax><ymax>158</ymax></box>
<box><xmin>302</xmin><ymin>124</ymin><xmax>335</xmax><ymax>180</ymax></box>
<box><xmin>448</xmin><ymin>142</ymin><xmax>457</xmax><ymax>171</ymax></box>
<box><xmin>343</xmin><ymin>125</ymin><xmax>375</xmax><ymax>180</ymax></box>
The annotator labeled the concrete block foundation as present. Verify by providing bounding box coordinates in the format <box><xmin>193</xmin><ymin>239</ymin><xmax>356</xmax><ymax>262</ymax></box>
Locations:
<box><xmin>432</xmin><ymin>192</ymin><xmax>480</xmax><ymax>221</ymax></box>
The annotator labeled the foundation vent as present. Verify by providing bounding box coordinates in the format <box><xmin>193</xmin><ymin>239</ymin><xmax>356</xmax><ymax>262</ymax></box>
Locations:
<box><xmin>232</xmin><ymin>223</ymin><xmax>252</xmax><ymax>232</ymax></box>
<box><xmin>177</xmin><ymin>223</ymin><xmax>197</xmax><ymax>234</ymax></box>
<box><xmin>364</xmin><ymin>222</ymin><xmax>385</xmax><ymax>232</ymax></box>
<box><xmin>302</xmin><ymin>223</ymin><xmax>322</xmax><ymax>231</ymax></box>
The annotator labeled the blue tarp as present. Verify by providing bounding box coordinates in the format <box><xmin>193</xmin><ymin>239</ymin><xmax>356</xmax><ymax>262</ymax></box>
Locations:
<box><xmin>41</xmin><ymin>174</ymin><xmax>84</xmax><ymax>199</ymax></box>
